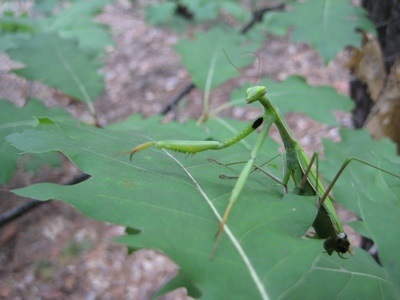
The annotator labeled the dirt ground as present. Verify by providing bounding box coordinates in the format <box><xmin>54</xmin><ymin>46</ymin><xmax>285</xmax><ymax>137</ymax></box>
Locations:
<box><xmin>0</xmin><ymin>0</ymin><xmax>359</xmax><ymax>299</ymax></box>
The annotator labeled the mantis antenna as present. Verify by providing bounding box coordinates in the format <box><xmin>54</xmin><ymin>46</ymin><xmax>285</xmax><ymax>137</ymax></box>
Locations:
<box><xmin>222</xmin><ymin>49</ymin><xmax>261</xmax><ymax>86</ymax></box>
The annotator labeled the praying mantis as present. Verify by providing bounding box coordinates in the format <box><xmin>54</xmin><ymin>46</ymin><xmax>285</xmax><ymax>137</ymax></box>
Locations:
<box><xmin>130</xmin><ymin>85</ymin><xmax>400</xmax><ymax>258</ymax></box>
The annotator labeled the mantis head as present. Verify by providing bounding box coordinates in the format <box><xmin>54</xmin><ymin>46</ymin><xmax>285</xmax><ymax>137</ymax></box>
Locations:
<box><xmin>246</xmin><ymin>86</ymin><xmax>267</xmax><ymax>104</ymax></box>
<box><xmin>324</xmin><ymin>232</ymin><xmax>351</xmax><ymax>258</ymax></box>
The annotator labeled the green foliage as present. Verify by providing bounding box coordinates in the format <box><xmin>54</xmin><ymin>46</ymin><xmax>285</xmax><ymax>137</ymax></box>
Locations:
<box><xmin>321</xmin><ymin>129</ymin><xmax>400</xmax><ymax>295</ymax></box>
<box><xmin>61</xmin><ymin>239</ymin><xmax>94</xmax><ymax>258</ymax></box>
<box><xmin>180</xmin><ymin>0</ymin><xmax>219</xmax><ymax>22</ymax></box>
<box><xmin>245</xmin><ymin>12</ymin><xmax>289</xmax><ymax>40</ymax></box>
<box><xmin>179</xmin><ymin>0</ymin><xmax>249</xmax><ymax>22</ymax></box>
<box><xmin>145</xmin><ymin>2</ymin><xmax>178</xmax><ymax>26</ymax></box>
<box><xmin>146</xmin><ymin>0</ymin><xmax>374</xmax><ymax>63</ymax></box>
<box><xmin>0</xmin><ymin>12</ymin><xmax>36</xmax><ymax>51</ymax></box>
<box><xmin>145</xmin><ymin>0</ymin><xmax>250</xmax><ymax>27</ymax></box>
<box><xmin>231</xmin><ymin>76</ymin><xmax>354</xmax><ymax>125</ymax></box>
<box><xmin>270</xmin><ymin>0</ymin><xmax>375</xmax><ymax>63</ymax></box>
<box><xmin>35</xmin><ymin>259</ymin><xmax>54</xmax><ymax>281</ymax></box>
<box><xmin>32</xmin><ymin>0</ymin><xmax>59</xmax><ymax>16</ymax></box>
<box><xmin>219</xmin><ymin>1</ymin><xmax>251</xmax><ymax>22</ymax></box>
<box><xmin>0</xmin><ymin>11</ymin><xmax>36</xmax><ymax>33</ymax></box>
<box><xmin>22</xmin><ymin>152</ymin><xmax>61</xmax><ymax>173</ymax></box>
<box><xmin>0</xmin><ymin>32</ymin><xmax>31</xmax><ymax>52</ymax></box>
<box><xmin>46</xmin><ymin>0</ymin><xmax>112</xmax><ymax>26</ymax></box>
<box><xmin>175</xmin><ymin>27</ymin><xmax>262</xmax><ymax>90</ymax></box>
<box><xmin>0</xmin><ymin>99</ymin><xmax>69</xmax><ymax>184</ymax></box>
<box><xmin>2</xmin><ymin>1</ymin><xmax>399</xmax><ymax>298</ymax></box>
<box><xmin>6</xmin><ymin>115</ymin><xmax>400</xmax><ymax>299</ymax></box>
<box><xmin>8</xmin><ymin>32</ymin><xmax>104</xmax><ymax>103</ymax></box>
<box><xmin>1</xmin><ymin>0</ymin><xmax>112</xmax><ymax>101</ymax></box>
<box><xmin>44</xmin><ymin>0</ymin><xmax>113</xmax><ymax>56</ymax></box>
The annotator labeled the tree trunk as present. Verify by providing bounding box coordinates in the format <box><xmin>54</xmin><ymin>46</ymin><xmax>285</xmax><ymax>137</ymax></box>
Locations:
<box><xmin>351</xmin><ymin>0</ymin><xmax>400</xmax><ymax>126</ymax></box>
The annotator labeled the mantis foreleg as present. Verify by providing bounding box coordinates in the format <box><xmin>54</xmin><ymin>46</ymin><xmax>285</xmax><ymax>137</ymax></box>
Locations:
<box><xmin>212</xmin><ymin>113</ymin><xmax>276</xmax><ymax>257</ymax></box>
<box><xmin>208</xmin><ymin>154</ymin><xmax>284</xmax><ymax>186</ymax></box>
<box><xmin>130</xmin><ymin>117</ymin><xmax>263</xmax><ymax>159</ymax></box>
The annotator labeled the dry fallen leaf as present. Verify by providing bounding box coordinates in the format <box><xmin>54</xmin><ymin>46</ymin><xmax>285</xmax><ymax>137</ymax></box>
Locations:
<box><xmin>365</xmin><ymin>58</ymin><xmax>400</xmax><ymax>152</ymax></box>
<box><xmin>349</xmin><ymin>31</ymin><xmax>387</xmax><ymax>102</ymax></box>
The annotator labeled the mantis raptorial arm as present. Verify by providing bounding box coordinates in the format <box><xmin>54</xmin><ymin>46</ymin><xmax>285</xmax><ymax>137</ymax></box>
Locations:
<box><xmin>211</xmin><ymin>113</ymin><xmax>276</xmax><ymax>257</ymax></box>
<box><xmin>130</xmin><ymin>117</ymin><xmax>263</xmax><ymax>159</ymax></box>
<box><xmin>130</xmin><ymin>113</ymin><xmax>276</xmax><ymax>257</ymax></box>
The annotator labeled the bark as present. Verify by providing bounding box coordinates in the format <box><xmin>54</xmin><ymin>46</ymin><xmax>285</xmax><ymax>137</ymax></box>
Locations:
<box><xmin>351</xmin><ymin>0</ymin><xmax>400</xmax><ymax>128</ymax></box>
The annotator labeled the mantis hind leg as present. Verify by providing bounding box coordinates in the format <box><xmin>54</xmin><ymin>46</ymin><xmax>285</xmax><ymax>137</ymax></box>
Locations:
<box><xmin>296</xmin><ymin>152</ymin><xmax>400</xmax><ymax>206</ymax></box>
<box><xmin>208</xmin><ymin>154</ymin><xmax>285</xmax><ymax>185</ymax></box>
<box><xmin>319</xmin><ymin>157</ymin><xmax>400</xmax><ymax>207</ymax></box>
<box><xmin>297</xmin><ymin>152</ymin><xmax>320</xmax><ymax>197</ymax></box>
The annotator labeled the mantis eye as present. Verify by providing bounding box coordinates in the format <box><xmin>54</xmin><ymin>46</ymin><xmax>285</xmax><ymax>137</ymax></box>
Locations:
<box><xmin>252</xmin><ymin>117</ymin><xmax>263</xmax><ymax>129</ymax></box>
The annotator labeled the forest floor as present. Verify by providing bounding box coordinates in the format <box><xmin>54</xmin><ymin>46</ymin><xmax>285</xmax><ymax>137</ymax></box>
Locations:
<box><xmin>0</xmin><ymin>0</ymin><xmax>358</xmax><ymax>299</ymax></box>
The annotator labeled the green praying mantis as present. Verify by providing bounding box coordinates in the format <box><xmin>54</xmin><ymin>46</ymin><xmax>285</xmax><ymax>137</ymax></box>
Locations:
<box><xmin>130</xmin><ymin>85</ymin><xmax>400</xmax><ymax>258</ymax></box>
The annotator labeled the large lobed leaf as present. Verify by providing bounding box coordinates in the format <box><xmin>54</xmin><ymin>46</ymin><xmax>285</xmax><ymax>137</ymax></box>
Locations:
<box><xmin>3</xmin><ymin>0</ymin><xmax>112</xmax><ymax>102</ymax></box>
<box><xmin>145</xmin><ymin>1</ymin><xmax>250</xmax><ymax>28</ymax></box>
<box><xmin>320</xmin><ymin>128</ymin><xmax>400</xmax><ymax>298</ymax></box>
<box><xmin>0</xmin><ymin>99</ymin><xmax>68</xmax><ymax>184</ymax></box>
<box><xmin>44</xmin><ymin>0</ymin><xmax>114</xmax><ymax>56</ymax></box>
<box><xmin>7</xmin><ymin>32</ymin><xmax>104</xmax><ymax>103</ymax></box>
<box><xmin>270</xmin><ymin>0</ymin><xmax>375</xmax><ymax>64</ymax></box>
<box><xmin>46</xmin><ymin>0</ymin><xmax>113</xmax><ymax>30</ymax></box>
<box><xmin>0</xmin><ymin>13</ymin><xmax>36</xmax><ymax>52</ymax></box>
<box><xmin>175</xmin><ymin>27</ymin><xmax>262</xmax><ymax>90</ymax></box>
<box><xmin>6</xmin><ymin>115</ymin><xmax>398</xmax><ymax>299</ymax></box>
<box><xmin>178</xmin><ymin>0</ymin><xmax>250</xmax><ymax>23</ymax></box>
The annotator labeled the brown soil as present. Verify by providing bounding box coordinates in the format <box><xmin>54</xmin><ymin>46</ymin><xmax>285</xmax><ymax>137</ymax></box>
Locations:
<box><xmin>0</xmin><ymin>0</ymin><xmax>358</xmax><ymax>299</ymax></box>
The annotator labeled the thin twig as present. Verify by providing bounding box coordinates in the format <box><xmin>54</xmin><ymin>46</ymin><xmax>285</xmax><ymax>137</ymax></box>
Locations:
<box><xmin>160</xmin><ymin>82</ymin><xmax>195</xmax><ymax>115</ymax></box>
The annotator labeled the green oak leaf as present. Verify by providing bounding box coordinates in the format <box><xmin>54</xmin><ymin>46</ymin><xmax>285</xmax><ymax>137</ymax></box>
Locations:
<box><xmin>320</xmin><ymin>128</ymin><xmax>400</xmax><ymax>297</ymax></box>
<box><xmin>175</xmin><ymin>27</ymin><xmax>262</xmax><ymax>90</ymax></box>
<box><xmin>272</xmin><ymin>0</ymin><xmax>375</xmax><ymax>63</ymax></box>
<box><xmin>5</xmin><ymin>115</ymin><xmax>397</xmax><ymax>298</ymax></box>
<box><xmin>45</xmin><ymin>0</ymin><xmax>114</xmax><ymax>56</ymax></box>
<box><xmin>0</xmin><ymin>99</ymin><xmax>69</xmax><ymax>184</ymax></box>
<box><xmin>7</xmin><ymin>32</ymin><xmax>104</xmax><ymax>103</ymax></box>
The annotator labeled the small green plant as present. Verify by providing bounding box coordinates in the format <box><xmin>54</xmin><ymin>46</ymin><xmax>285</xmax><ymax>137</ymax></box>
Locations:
<box><xmin>61</xmin><ymin>239</ymin><xmax>94</xmax><ymax>258</ymax></box>
<box><xmin>35</xmin><ymin>259</ymin><xmax>54</xmax><ymax>281</ymax></box>
<box><xmin>0</xmin><ymin>0</ymin><xmax>112</xmax><ymax>184</ymax></box>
